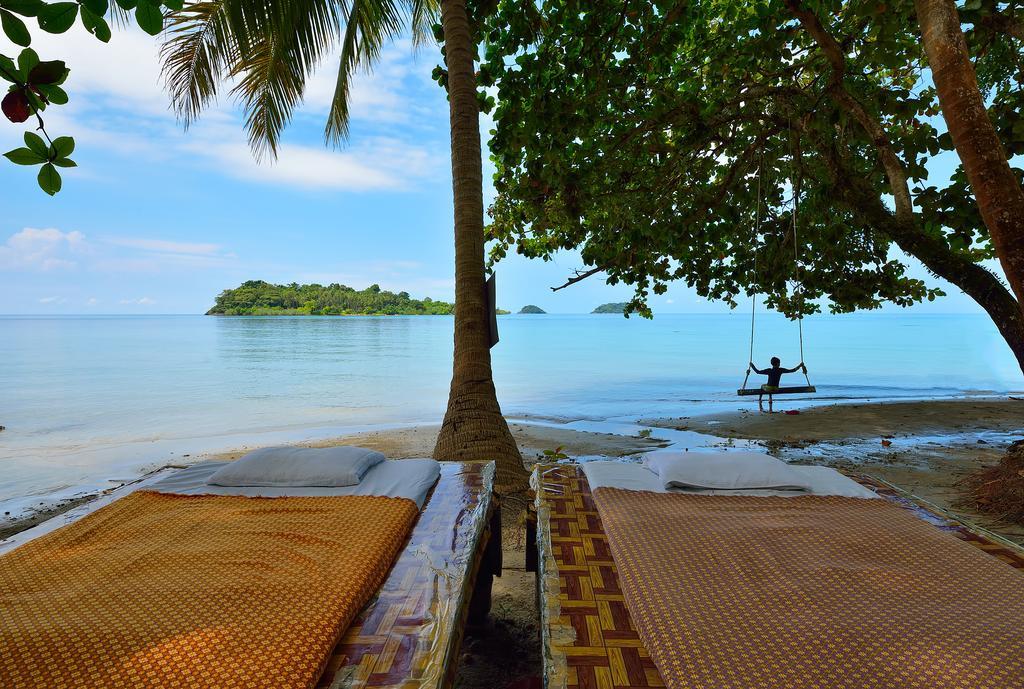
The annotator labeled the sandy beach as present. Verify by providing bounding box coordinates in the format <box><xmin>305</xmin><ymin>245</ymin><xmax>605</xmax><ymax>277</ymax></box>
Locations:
<box><xmin>207</xmin><ymin>420</ymin><xmax>669</xmax><ymax>463</ymax></box>
<box><xmin>646</xmin><ymin>398</ymin><xmax>1024</xmax><ymax>543</ymax></box>
<box><xmin>3</xmin><ymin>398</ymin><xmax>1023</xmax><ymax>689</ymax></box>
<box><xmin>644</xmin><ymin>398</ymin><xmax>1024</xmax><ymax>442</ymax></box>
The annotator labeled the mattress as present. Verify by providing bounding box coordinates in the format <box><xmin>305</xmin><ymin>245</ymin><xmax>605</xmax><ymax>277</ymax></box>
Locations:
<box><xmin>580</xmin><ymin>459</ymin><xmax>878</xmax><ymax>498</ymax></box>
<box><xmin>149</xmin><ymin>458</ymin><xmax>441</xmax><ymax>508</ymax></box>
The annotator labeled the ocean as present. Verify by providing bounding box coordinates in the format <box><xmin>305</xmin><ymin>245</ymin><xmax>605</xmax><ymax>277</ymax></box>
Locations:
<box><xmin>1</xmin><ymin>312</ymin><xmax>1020</xmax><ymax>514</ymax></box>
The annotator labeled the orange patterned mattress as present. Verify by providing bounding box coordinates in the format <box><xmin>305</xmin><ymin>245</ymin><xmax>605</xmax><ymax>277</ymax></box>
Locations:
<box><xmin>1</xmin><ymin>491</ymin><xmax>419</xmax><ymax>689</ymax></box>
<box><xmin>1</xmin><ymin>461</ymin><xmax>496</xmax><ymax>689</ymax></box>
<box><xmin>533</xmin><ymin>464</ymin><xmax>1024</xmax><ymax>689</ymax></box>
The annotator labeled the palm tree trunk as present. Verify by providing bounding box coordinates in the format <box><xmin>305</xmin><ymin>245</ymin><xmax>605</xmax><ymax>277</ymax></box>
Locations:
<box><xmin>433</xmin><ymin>0</ymin><xmax>529</xmax><ymax>493</ymax></box>
<box><xmin>916</xmin><ymin>0</ymin><xmax>1024</xmax><ymax>307</ymax></box>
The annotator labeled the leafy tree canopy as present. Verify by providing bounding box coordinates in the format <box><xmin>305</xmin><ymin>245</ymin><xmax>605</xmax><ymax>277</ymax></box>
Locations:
<box><xmin>207</xmin><ymin>280</ymin><xmax>456</xmax><ymax>316</ymax></box>
<box><xmin>482</xmin><ymin>0</ymin><xmax>1023</xmax><ymax>321</ymax></box>
<box><xmin>2</xmin><ymin>0</ymin><xmax>178</xmax><ymax>194</ymax></box>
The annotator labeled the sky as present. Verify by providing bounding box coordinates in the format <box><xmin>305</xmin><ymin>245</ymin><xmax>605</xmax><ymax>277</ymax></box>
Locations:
<box><xmin>0</xmin><ymin>23</ymin><xmax>999</xmax><ymax>315</ymax></box>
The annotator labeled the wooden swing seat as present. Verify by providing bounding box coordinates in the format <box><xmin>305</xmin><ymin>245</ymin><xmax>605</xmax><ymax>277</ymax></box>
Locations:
<box><xmin>737</xmin><ymin>385</ymin><xmax>816</xmax><ymax>396</ymax></box>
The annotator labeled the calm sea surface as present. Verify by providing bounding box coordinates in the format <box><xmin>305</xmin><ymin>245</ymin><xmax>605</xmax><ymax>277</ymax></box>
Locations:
<box><xmin>1</xmin><ymin>313</ymin><xmax>1020</xmax><ymax>513</ymax></box>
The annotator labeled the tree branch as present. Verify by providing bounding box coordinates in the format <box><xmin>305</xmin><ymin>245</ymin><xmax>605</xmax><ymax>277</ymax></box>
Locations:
<box><xmin>0</xmin><ymin>63</ymin><xmax>56</xmax><ymax>147</ymax></box>
<box><xmin>784</xmin><ymin>0</ymin><xmax>915</xmax><ymax>223</ymax></box>
<box><xmin>552</xmin><ymin>265</ymin><xmax>604</xmax><ymax>291</ymax></box>
<box><xmin>978</xmin><ymin>8</ymin><xmax>1024</xmax><ymax>41</ymax></box>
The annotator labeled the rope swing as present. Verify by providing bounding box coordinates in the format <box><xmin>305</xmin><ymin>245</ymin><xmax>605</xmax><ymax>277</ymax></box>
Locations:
<box><xmin>737</xmin><ymin>142</ymin><xmax>816</xmax><ymax>398</ymax></box>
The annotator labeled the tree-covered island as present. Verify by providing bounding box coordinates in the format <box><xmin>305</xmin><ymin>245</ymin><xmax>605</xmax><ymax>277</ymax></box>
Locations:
<box><xmin>208</xmin><ymin>280</ymin><xmax>456</xmax><ymax>316</ymax></box>
<box><xmin>592</xmin><ymin>303</ymin><xmax>631</xmax><ymax>314</ymax></box>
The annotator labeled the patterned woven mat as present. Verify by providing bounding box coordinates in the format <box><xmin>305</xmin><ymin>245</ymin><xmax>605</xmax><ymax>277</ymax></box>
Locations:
<box><xmin>318</xmin><ymin>460</ymin><xmax>496</xmax><ymax>689</ymax></box>
<box><xmin>534</xmin><ymin>464</ymin><xmax>1024</xmax><ymax>689</ymax></box>
<box><xmin>2</xmin><ymin>492</ymin><xmax>420</xmax><ymax>689</ymax></box>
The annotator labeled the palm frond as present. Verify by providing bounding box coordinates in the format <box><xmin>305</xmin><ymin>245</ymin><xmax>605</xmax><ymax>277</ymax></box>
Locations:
<box><xmin>228</xmin><ymin>0</ymin><xmax>346</xmax><ymax>157</ymax></box>
<box><xmin>159</xmin><ymin>0</ymin><xmax>430</xmax><ymax>157</ymax></box>
<box><xmin>324</xmin><ymin>0</ymin><xmax>408</xmax><ymax>145</ymax></box>
<box><xmin>107</xmin><ymin>3</ymin><xmax>132</xmax><ymax>28</ymax></box>
<box><xmin>161</xmin><ymin>0</ymin><xmax>238</xmax><ymax>127</ymax></box>
<box><xmin>230</xmin><ymin>33</ymin><xmax>306</xmax><ymax>159</ymax></box>
<box><xmin>410</xmin><ymin>0</ymin><xmax>438</xmax><ymax>49</ymax></box>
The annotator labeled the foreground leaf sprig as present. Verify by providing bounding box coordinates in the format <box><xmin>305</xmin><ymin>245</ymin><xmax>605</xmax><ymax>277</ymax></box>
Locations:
<box><xmin>1</xmin><ymin>0</ymin><xmax>182</xmax><ymax>194</ymax></box>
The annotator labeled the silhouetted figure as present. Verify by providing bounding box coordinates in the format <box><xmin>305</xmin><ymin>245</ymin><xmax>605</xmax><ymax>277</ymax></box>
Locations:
<box><xmin>749</xmin><ymin>357</ymin><xmax>806</xmax><ymax>413</ymax></box>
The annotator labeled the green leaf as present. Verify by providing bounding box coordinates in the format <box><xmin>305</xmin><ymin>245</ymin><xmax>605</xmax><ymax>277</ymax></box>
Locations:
<box><xmin>17</xmin><ymin>46</ymin><xmax>38</xmax><ymax>77</ymax></box>
<box><xmin>113</xmin><ymin>0</ymin><xmax>136</xmax><ymax>9</ymax></box>
<box><xmin>0</xmin><ymin>55</ymin><xmax>17</xmax><ymax>81</ymax></box>
<box><xmin>25</xmin><ymin>85</ymin><xmax>45</xmax><ymax>110</ymax></box>
<box><xmin>1</xmin><ymin>8</ymin><xmax>31</xmax><ymax>46</ymax></box>
<box><xmin>27</xmin><ymin>59</ymin><xmax>66</xmax><ymax>84</ymax></box>
<box><xmin>1</xmin><ymin>0</ymin><xmax>44</xmax><ymax>14</ymax></box>
<box><xmin>37</xmin><ymin>2</ymin><xmax>77</xmax><ymax>33</ymax></box>
<box><xmin>1</xmin><ymin>0</ymin><xmax>44</xmax><ymax>15</ymax></box>
<box><xmin>52</xmin><ymin>156</ymin><xmax>75</xmax><ymax>167</ymax></box>
<box><xmin>37</xmin><ymin>161</ymin><xmax>60</xmax><ymax>194</ymax></box>
<box><xmin>35</xmin><ymin>82</ymin><xmax>67</xmax><ymax>104</ymax></box>
<box><xmin>79</xmin><ymin>5</ymin><xmax>110</xmax><ymax>41</ymax></box>
<box><xmin>23</xmin><ymin>130</ymin><xmax>47</xmax><ymax>156</ymax></box>
<box><xmin>50</xmin><ymin>134</ymin><xmax>73</xmax><ymax>158</ymax></box>
<box><xmin>81</xmin><ymin>0</ymin><xmax>106</xmax><ymax>14</ymax></box>
<box><xmin>3</xmin><ymin>146</ymin><xmax>45</xmax><ymax>164</ymax></box>
<box><xmin>161</xmin><ymin>0</ymin><xmax>181</xmax><ymax>9</ymax></box>
<box><xmin>134</xmin><ymin>0</ymin><xmax>161</xmax><ymax>35</ymax></box>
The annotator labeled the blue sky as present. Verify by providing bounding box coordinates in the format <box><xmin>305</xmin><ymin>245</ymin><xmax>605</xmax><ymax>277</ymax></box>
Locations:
<box><xmin>0</xmin><ymin>24</ymin><xmax>995</xmax><ymax>315</ymax></box>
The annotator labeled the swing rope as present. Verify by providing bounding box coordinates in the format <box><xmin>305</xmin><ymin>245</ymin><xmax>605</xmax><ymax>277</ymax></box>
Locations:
<box><xmin>790</xmin><ymin>154</ymin><xmax>812</xmax><ymax>388</ymax></box>
<box><xmin>740</xmin><ymin>126</ymin><xmax>814</xmax><ymax>394</ymax></box>
<box><xmin>741</xmin><ymin>152</ymin><xmax>764</xmax><ymax>392</ymax></box>
<box><xmin>786</xmin><ymin>132</ymin><xmax>811</xmax><ymax>389</ymax></box>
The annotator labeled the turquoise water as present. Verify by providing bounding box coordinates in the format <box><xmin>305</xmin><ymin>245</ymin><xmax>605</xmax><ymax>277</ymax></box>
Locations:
<box><xmin>0</xmin><ymin>313</ymin><xmax>1020</xmax><ymax>512</ymax></box>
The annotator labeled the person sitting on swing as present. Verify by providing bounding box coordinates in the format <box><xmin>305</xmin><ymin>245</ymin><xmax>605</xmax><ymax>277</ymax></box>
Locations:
<box><xmin>749</xmin><ymin>356</ymin><xmax>807</xmax><ymax>413</ymax></box>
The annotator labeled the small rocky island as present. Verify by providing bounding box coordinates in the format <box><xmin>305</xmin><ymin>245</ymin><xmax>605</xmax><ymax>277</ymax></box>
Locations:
<box><xmin>518</xmin><ymin>305</ymin><xmax>546</xmax><ymax>314</ymax></box>
<box><xmin>591</xmin><ymin>302</ymin><xmax>630</xmax><ymax>314</ymax></box>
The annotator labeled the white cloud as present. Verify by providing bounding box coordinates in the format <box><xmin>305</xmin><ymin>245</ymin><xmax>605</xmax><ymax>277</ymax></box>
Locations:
<box><xmin>119</xmin><ymin>297</ymin><xmax>157</xmax><ymax>305</ymax></box>
<box><xmin>38</xmin><ymin>296</ymin><xmax>65</xmax><ymax>304</ymax></box>
<box><xmin>25</xmin><ymin>23</ymin><xmax>171</xmax><ymax>116</ymax></box>
<box><xmin>0</xmin><ymin>229</ymin><xmax>236</xmax><ymax>275</ymax></box>
<box><xmin>0</xmin><ymin>228</ymin><xmax>86</xmax><ymax>271</ymax></box>
<box><xmin>192</xmin><ymin>141</ymin><xmax>403</xmax><ymax>191</ymax></box>
<box><xmin>303</xmin><ymin>42</ymin><xmax>421</xmax><ymax>124</ymax></box>
<box><xmin>86</xmin><ymin>297</ymin><xmax>99</xmax><ymax>306</ymax></box>
<box><xmin>6</xmin><ymin>24</ymin><xmax>447</xmax><ymax>194</ymax></box>
<box><xmin>104</xmin><ymin>238</ymin><xmax>222</xmax><ymax>255</ymax></box>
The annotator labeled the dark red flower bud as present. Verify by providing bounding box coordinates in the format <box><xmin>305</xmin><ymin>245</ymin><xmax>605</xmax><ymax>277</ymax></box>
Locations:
<box><xmin>2</xmin><ymin>90</ymin><xmax>30</xmax><ymax>123</ymax></box>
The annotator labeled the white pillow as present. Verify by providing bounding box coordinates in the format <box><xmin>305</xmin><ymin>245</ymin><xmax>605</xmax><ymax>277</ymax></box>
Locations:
<box><xmin>206</xmin><ymin>445</ymin><xmax>385</xmax><ymax>487</ymax></box>
<box><xmin>643</xmin><ymin>450</ymin><xmax>812</xmax><ymax>492</ymax></box>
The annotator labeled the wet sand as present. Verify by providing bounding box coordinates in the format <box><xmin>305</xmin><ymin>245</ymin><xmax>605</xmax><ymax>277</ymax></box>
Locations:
<box><xmin>208</xmin><ymin>420</ymin><xmax>668</xmax><ymax>464</ymax></box>
<box><xmin>646</xmin><ymin>398</ymin><xmax>1024</xmax><ymax>544</ymax></box>
<box><xmin>644</xmin><ymin>398</ymin><xmax>1024</xmax><ymax>442</ymax></box>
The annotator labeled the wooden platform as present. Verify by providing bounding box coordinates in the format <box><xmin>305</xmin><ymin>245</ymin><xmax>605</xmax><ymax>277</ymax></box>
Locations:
<box><xmin>318</xmin><ymin>460</ymin><xmax>499</xmax><ymax>689</ymax></box>
<box><xmin>531</xmin><ymin>463</ymin><xmax>1024</xmax><ymax>689</ymax></box>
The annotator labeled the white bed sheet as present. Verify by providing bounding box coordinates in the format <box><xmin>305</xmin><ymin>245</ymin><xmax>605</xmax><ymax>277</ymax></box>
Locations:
<box><xmin>149</xmin><ymin>458</ymin><xmax>441</xmax><ymax>508</ymax></box>
<box><xmin>580</xmin><ymin>460</ymin><xmax>878</xmax><ymax>499</ymax></box>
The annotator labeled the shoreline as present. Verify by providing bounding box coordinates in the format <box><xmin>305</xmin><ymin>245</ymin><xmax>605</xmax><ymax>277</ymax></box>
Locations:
<box><xmin>0</xmin><ymin>420</ymin><xmax>669</xmax><ymax>541</ymax></box>
<box><xmin>3</xmin><ymin>397</ymin><xmax>1023</xmax><ymax>544</ymax></box>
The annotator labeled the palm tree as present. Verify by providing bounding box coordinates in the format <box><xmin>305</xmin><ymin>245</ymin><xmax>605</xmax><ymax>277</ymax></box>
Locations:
<box><xmin>162</xmin><ymin>0</ymin><xmax>529</xmax><ymax>492</ymax></box>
